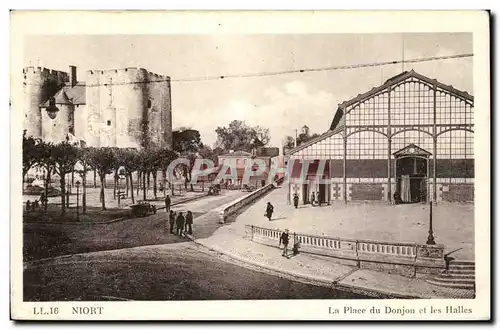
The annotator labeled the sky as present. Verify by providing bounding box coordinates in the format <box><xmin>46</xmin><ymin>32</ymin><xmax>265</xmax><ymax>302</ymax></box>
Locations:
<box><xmin>23</xmin><ymin>33</ymin><xmax>473</xmax><ymax>148</ymax></box>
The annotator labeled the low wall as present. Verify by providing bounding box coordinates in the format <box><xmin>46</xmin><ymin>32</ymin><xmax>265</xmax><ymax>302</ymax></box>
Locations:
<box><xmin>219</xmin><ymin>184</ymin><xmax>275</xmax><ymax>224</ymax></box>
<box><xmin>245</xmin><ymin>225</ymin><xmax>445</xmax><ymax>278</ymax></box>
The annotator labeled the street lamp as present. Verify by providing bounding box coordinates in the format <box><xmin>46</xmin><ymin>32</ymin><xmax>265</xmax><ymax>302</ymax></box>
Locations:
<box><xmin>46</xmin><ymin>98</ymin><xmax>59</xmax><ymax>120</ymax></box>
<box><xmin>66</xmin><ymin>182</ymin><xmax>70</xmax><ymax>208</ymax></box>
<box><xmin>426</xmin><ymin>201</ymin><xmax>436</xmax><ymax>245</ymax></box>
<box><xmin>75</xmin><ymin>180</ymin><xmax>81</xmax><ymax>221</ymax></box>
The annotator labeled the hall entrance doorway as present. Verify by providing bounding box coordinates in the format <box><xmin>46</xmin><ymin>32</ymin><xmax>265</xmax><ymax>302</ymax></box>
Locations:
<box><xmin>302</xmin><ymin>183</ymin><xmax>308</xmax><ymax>204</ymax></box>
<box><xmin>319</xmin><ymin>183</ymin><xmax>327</xmax><ymax>204</ymax></box>
<box><xmin>393</xmin><ymin>144</ymin><xmax>431</xmax><ymax>204</ymax></box>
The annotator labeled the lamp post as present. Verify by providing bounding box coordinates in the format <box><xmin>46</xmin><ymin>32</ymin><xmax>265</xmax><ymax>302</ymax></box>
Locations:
<box><xmin>118</xmin><ymin>176</ymin><xmax>125</xmax><ymax>208</ymax></box>
<box><xmin>75</xmin><ymin>180</ymin><xmax>81</xmax><ymax>221</ymax></box>
<box><xmin>426</xmin><ymin>201</ymin><xmax>436</xmax><ymax>245</ymax></box>
<box><xmin>66</xmin><ymin>182</ymin><xmax>70</xmax><ymax>208</ymax></box>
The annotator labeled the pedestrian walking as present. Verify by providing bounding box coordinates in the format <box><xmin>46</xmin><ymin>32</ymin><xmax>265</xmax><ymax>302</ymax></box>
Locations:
<box><xmin>279</xmin><ymin>229</ymin><xmax>290</xmax><ymax>258</ymax></box>
<box><xmin>316</xmin><ymin>192</ymin><xmax>321</xmax><ymax>207</ymax></box>
<box><xmin>33</xmin><ymin>199</ymin><xmax>39</xmax><ymax>209</ymax></box>
<box><xmin>185</xmin><ymin>210</ymin><xmax>193</xmax><ymax>235</ymax></box>
<box><xmin>265</xmin><ymin>202</ymin><xmax>274</xmax><ymax>221</ymax></box>
<box><xmin>310</xmin><ymin>192</ymin><xmax>316</xmax><ymax>207</ymax></box>
<box><xmin>169</xmin><ymin>210</ymin><xmax>176</xmax><ymax>234</ymax></box>
<box><xmin>26</xmin><ymin>200</ymin><xmax>31</xmax><ymax>212</ymax></box>
<box><xmin>176</xmin><ymin>212</ymin><xmax>185</xmax><ymax>236</ymax></box>
<box><xmin>293</xmin><ymin>193</ymin><xmax>299</xmax><ymax>209</ymax></box>
<box><xmin>165</xmin><ymin>194</ymin><xmax>171</xmax><ymax>212</ymax></box>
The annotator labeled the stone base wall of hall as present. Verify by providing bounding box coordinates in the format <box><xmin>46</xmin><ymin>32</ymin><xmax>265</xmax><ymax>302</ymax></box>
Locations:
<box><xmin>289</xmin><ymin>179</ymin><xmax>473</xmax><ymax>203</ymax></box>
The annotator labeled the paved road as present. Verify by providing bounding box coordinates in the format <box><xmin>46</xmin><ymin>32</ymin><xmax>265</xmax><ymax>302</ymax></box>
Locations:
<box><xmin>24</xmin><ymin>242</ymin><xmax>371</xmax><ymax>301</ymax></box>
<box><xmin>23</xmin><ymin>191</ymin><xmax>247</xmax><ymax>261</ymax></box>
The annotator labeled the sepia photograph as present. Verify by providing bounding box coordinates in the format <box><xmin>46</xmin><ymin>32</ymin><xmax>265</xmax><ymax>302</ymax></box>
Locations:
<box><xmin>10</xmin><ymin>10</ymin><xmax>490</xmax><ymax>320</ymax></box>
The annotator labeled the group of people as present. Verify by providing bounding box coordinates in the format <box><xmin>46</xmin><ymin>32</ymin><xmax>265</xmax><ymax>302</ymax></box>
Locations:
<box><xmin>163</xmin><ymin>194</ymin><xmax>194</xmax><ymax>236</ymax></box>
<box><xmin>167</xmin><ymin>210</ymin><xmax>194</xmax><ymax>236</ymax></box>
<box><xmin>25</xmin><ymin>199</ymin><xmax>40</xmax><ymax>212</ymax></box>
<box><xmin>25</xmin><ymin>192</ymin><xmax>48</xmax><ymax>212</ymax></box>
<box><xmin>310</xmin><ymin>191</ymin><xmax>323</xmax><ymax>207</ymax></box>
<box><xmin>291</xmin><ymin>192</ymin><xmax>323</xmax><ymax>208</ymax></box>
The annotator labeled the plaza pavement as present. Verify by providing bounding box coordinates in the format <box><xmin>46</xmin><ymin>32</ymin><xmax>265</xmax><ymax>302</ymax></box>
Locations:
<box><xmin>192</xmin><ymin>186</ymin><xmax>476</xmax><ymax>299</ymax></box>
<box><xmin>206</xmin><ymin>186</ymin><xmax>474</xmax><ymax>260</ymax></box>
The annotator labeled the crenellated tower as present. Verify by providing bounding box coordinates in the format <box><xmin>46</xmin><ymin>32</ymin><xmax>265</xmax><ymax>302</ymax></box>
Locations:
<box><xmin>22</xmin><ymin>67</ymin><xmax>68</xmax><ymax>138</ymax></box>
<box><xmin>85</xmin><ymin>67</ymin><xmax>172</xmax><ymax>149</ymax></box>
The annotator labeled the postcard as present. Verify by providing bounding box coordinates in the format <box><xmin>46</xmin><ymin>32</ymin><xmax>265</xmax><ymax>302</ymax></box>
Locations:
<box><xmin>10</xmin><ymin>10</ymin><xmax>490</xmax><ymax>320</ymax></box>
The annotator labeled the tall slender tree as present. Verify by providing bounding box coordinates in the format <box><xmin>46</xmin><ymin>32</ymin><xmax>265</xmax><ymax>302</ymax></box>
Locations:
<box><xmin>119</xmin><ymin>148</ymin><xmax>140</xmax><ymax>204</ymax></box>
<box><xmin>53</xmin><ymin>142</ymin><xmax>79</xmax><ymax>215</ymax></box>
<box><xmin>22</xmin><ymin>130</ymin><xmax>40</xmax><ymax>185</ymax></box>
<box><xmin>156</xmin><ymin>148</ymin><xmax>179</xmax><ymax>197</ymax></box>
<box><xmin>36</xmin><ymin>141</ymin><xmax>56</xmax><ymax>214</ymax></box>
<box><xmin>88</xmin><ymin>147</ymin><xmax>117</xmax><ymax>210</ymax></box>
<box><xmin>75</xmin><ymin>148</ymin><xmax>94</xmax><ymax>214</ymax></box>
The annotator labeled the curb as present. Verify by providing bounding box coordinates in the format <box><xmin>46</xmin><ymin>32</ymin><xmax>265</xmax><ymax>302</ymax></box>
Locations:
<box><xmin>24</xmin><ymin>193</ymin><xmax>209</xmax><ymax>226</ymax></box>
<box><xmin>184</xmin><ymin>235</ymin><xmax>420</xmax><ymax>299</ymax></box>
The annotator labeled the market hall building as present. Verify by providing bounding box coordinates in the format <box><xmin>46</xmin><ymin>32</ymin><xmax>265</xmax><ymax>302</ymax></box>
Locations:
<box><xmin>285</xmin><ymin>70</ymin><xmax>474</xmax><ymax>204</ymax></box>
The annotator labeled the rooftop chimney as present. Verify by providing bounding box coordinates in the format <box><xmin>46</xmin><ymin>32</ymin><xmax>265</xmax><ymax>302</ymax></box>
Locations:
<box><xmin>69</xmin><ymin>65</ymin><xmax>77</xmax><ymax>87</ymax></box>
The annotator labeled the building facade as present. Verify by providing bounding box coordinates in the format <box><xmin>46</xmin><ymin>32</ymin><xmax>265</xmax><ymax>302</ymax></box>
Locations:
<box><xmin>217</xmin><ymin>147</ymin><xmax>280</xmax><ymax>188</ymax></box>
<box><xmin>286</xmin><ymin>70</ymin><xmax>474</xmax><ymax>204</ymax></box>
<box><xmin>23</xmin><ymin>65</ymin><xmax>173</xmax><ymax>150</ymax></box>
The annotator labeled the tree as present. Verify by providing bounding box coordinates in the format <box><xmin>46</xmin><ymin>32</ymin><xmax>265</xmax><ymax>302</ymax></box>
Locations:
<box><xmin>172</xmin><ymin>128</ymin><xmax>202</xmax><ymax>154</ymax></box>
<box><xmin>53</xmin><ymin>142</ymin><xmax>79</xmax><ymax>215</ymax></box>
<box><xmin>283</xmin><ymin>135</ymin><xmax>295</xmax><ymax>149</ymax></box>
<box><xmin>22</xmin><ymin>130</ymin><xmax>40</xmax><ymax>183</ymax></box>
<box><xmin>75</xmin><ymin>148</ymin><xmax>94</xmax><ymax>214</ymax></box>
<box><xmin>146</xmin><ymin>147</ymin><xmax>164</xmax><ymax>200</ymax></box>
<box><xmin>156</xmin><ymin>148</ymin><xmax>178</xmax><ymax>196</ymax></box>
<box><xmin>118</xmin><ymin>148</ymin><xmax>140</xmax><ymax>204</ymax></box>
<box><xmin>137</xmin><ymin>148</ymin><xmax>156</xmax><ymax>201</ymax></box>
<box><xmin>215</xmin><ymin>120</ymin><xmax>271</xmax><ymax>152</ymax></box>
<box><xmin>198</xmin><ymin>144</ymin><xmax>220</xmax><ymax>164</ymax></box>
<box><xmin>88</xmin><ymin>147</ymin><xmax>117</xmax><ymax>210</ymax></box>
<box><xmin>109</xmin><ymin>147</ymin><xmax>123</xmax><ymax>201</ymax></box>
<box><xmin>36</xmin><ymin>141</ymin><xmax>57</xmax><ymax>214</ymax></box>
<box><xmin>296</xmin><ymin>125</ymin><xmax>320</xmax><ymax>147</ymax></box>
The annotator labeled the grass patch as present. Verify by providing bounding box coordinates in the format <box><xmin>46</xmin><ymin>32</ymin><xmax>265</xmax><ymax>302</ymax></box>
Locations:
<box><xmin>23</xmin><ymin>204</ymin><xmax>132</xmax><ymax>223</ymax></box>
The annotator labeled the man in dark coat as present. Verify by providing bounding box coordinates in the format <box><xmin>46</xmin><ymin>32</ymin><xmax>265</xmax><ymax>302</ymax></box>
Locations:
<box><xmin>279</xmin><ymin>229</ymin><xmax>290</xmax><ymax>257</ymax></box>
<box><xmin>165</xmin><ymin>194</ymin><xmax>171</xmax><ymax>212</ymax></box>
<box><xmin>293</xmin><ymin>193</ymin><xmax>299</xmax><ymax>209</ymax></box>
<box><xmin>185</xmin><ymin>210</ymin><xmax>194</xmax><ymax>235</ymax></box>
<box><xmin>168</xmin><ymin>210</ymin><xmax>176</xmax><ymax>234</ymax></box>
<box><xmin>176</xmin><ymin>212</ymin><xmax>185</xmax><ymax>236</ymax></box>
<box><xmin>265</xmin><ymin>202</ymin><xmax>274</xmax><ymax>221</ymax></box>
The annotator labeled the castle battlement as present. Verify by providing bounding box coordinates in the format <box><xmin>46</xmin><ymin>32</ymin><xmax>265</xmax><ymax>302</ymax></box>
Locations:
<box><xmin>23</xmin><ymin>66</ymin><xmax>68</xmax><ymax>77</ymax></box>
<box><xmin>86</xmin><ymin>67</ymin><xmax>169</xmax><ymax>85</ymax></box>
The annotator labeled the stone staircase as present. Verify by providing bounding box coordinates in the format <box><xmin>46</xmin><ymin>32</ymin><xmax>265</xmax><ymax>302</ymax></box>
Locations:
<box><xmin>426</xmin><ymin>260</ymin><xmax>475</xmax><ymax>290</ymax></box>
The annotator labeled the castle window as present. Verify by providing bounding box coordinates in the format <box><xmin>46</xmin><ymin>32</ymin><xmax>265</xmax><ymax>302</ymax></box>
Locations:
<box><xmin>147</xmin><ymin>99</ymin><xmax>152</xmax><ymax>108</ymax></box>
<box><xmin>107</xmin><ymin>120</ymin><xmax>111</xmax><ymax>126</ymax></box>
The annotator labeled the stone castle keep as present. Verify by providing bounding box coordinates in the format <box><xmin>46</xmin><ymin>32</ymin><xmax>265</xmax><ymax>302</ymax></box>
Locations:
<box><xmin>22</xmin><ymin>65</ymin><xmax>173</xmax><ymax>149</ymax></box>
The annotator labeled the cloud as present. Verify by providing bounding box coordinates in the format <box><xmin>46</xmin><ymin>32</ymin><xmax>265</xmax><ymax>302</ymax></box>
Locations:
<box><xmin>284</xmin><ymin>80</ymin><xmax>307</xmax><ymax>97</ymax></box>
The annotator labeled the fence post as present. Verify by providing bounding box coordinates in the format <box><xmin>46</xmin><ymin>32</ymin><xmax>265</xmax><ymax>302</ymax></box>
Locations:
<box><xmin>251</xmin><ymin>225</ymin><xmax>254</xmax><ymax>240</ymax></box>
<box><xmin>355</xmin><ymin>240</ymin><xmax>360</xmax><ymax>268</ymax></box>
